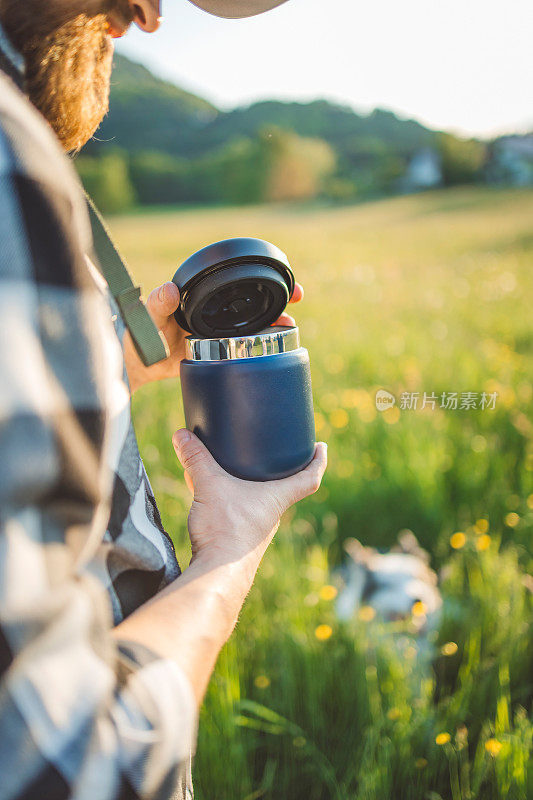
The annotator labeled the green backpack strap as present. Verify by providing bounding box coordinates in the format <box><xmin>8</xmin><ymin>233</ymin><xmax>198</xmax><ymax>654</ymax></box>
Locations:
<box><xmin>86</xmin><ymin>194</ymin><xmax>169</xmax><ymax>367</ymax></box>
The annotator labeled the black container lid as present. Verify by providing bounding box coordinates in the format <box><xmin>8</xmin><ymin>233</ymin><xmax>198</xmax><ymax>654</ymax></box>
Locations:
<box><xmin>172</xmin><ymin>237</ymin><xmax>294</xmax><ymax>338</ymax></box>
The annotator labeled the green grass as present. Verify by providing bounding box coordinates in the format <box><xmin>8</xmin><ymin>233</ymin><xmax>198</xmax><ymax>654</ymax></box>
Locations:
<box><xmin>111</xmin><ymin>187</ymin><xmax>533</xmax><ymax>799</ymax></box>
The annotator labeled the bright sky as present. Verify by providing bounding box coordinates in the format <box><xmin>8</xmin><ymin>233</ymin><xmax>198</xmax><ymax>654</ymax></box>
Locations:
<box><xmin>116</xmin><ymin>0</ymin><xmax>533</xmax><ymax>139</ymax></box>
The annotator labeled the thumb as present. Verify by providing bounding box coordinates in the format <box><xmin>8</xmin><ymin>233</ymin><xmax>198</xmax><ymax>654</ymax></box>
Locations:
<box><xmin>172</xmin><ymin>429</ymin><xmax>223</xmax><ymax>487</ymax></box>
<box><xmin>268</xmin><ymin>442</ymin><xmax>328</xmax><ymax>511</ymax></box>
<box><xmin>147</xmin><ymin>282</ymin><xmax>180</xmax><ymax>329</ymax></box>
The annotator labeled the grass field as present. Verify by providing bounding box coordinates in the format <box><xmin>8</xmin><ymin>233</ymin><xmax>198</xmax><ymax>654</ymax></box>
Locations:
<box><xmin>111</xmin><ymin>188</ymin><xmax>533</xmax><ymax>800</ymax></box>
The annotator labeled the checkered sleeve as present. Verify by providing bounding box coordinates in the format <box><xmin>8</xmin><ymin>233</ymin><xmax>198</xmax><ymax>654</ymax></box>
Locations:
<box><xmin>0</xmin><ymin>110</ymin><xmax>196</xmax><ymax>797</ymax></box>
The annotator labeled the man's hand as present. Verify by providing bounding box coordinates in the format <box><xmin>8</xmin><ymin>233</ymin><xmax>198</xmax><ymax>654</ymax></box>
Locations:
<box><xmin>114</xmin><ymin>430</ymin><xmax>326</xmax><ymax>704</ymax></box>
<box><xmin>123</xmin><ymin>281</ymin><xmax>183</xmax><ymax>394</ymax></box>
<box><xmin>124</xmin><ymin>280</ymin><xmax>305</xmax><ymax>394</ymax></box>
<box><xmin>173</xmin><ymin>429</ymin><xmax>327</xmax><ymax>575</ymax></box>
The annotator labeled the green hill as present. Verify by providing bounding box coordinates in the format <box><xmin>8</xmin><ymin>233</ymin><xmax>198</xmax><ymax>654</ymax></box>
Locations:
<box><xmin>196</xmin><ymin>100</ymin><xmax>434</xmax><ymax>158</ymax></box>
<box><xmin>80</xmin><ymin>55</ymin><xmax>492</xmax><ymax>210</ymax></box>
<box><xmin>85</xmin><ymin>55</ymin><xmax>218</xmax><ymax>156</ymax></box>
<box><xmin>84</xmin><ymin>54</ymin><xmax>435</xmax><ymax>164</ymax></box>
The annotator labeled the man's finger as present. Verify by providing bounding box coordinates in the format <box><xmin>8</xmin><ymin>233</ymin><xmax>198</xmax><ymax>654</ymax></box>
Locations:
<box><xmin>269</xmin><ymin>442</ymin><xmax>327</xmax><ymax>510</ymax></box>
<box><xmin>172</xmin><ymin>429</ymin><xmax>224</xmax><ymax>486</ymax></box>
<box><xmin>289</xmin><ymin>283</ymin><xmax>304</xmax><ymax>304</ymax></box>
<box><xmin>147</xmin><ymin>282</ymin><xmax>180</xmax><ymax>328</ymax></box>
<box><xmin>274</xmin><ymin>313</ymin><xmax>296</xmax><ymax>327</ymax></box>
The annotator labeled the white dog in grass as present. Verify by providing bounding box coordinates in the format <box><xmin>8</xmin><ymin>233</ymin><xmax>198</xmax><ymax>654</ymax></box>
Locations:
<box><xmin>335</xmin><ymin>530</ymin><xmax>442</xmax><ymax>629</ymax></box>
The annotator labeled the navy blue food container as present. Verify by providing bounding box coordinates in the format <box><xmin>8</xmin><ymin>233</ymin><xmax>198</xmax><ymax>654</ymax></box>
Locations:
<box><xmin>180</xmin><ymin>326</ymin><xmax>315</xmax><ymax>481</ymax></box>
<box><xmin>172</xmin><ymin>238</ymin><xmax>316</xmax><ymax>481</ymax></box>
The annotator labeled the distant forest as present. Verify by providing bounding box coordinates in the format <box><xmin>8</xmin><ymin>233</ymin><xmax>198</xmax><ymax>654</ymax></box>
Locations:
<box><xmin>76</xmin><ymin>55</ymin><xmax>527</xmax><ymax>213</ymax></box>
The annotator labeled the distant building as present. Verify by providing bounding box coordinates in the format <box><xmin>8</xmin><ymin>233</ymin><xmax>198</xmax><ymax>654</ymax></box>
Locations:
<box><xmin>402</xmin><ymin>148</ymin><xmax>442</xmax><ymax>191</ymax></box>
<box><xmin>486</xmin><ymin>134</ymin><xmax>533</xmax><ymax>186</ymax></box>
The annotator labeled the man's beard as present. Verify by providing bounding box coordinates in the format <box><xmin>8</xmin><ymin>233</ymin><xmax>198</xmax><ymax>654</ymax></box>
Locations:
<box><xmin>0</xmin><ymin>2</ymin><xmax>133</xmax><ymax>152</ymax></box>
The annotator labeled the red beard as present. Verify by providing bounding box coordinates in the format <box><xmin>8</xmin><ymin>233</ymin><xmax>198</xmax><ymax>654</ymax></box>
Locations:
<box><xmin>0</xmin><ymin>1</ymin><xmax>133</xmax><ymax>151</ymax></box>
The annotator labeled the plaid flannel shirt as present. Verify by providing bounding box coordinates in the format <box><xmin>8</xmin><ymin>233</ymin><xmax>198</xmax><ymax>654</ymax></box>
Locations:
<box><xmin>0</xmin><ymin>37</ymin><xmax>196</xmax><ymax>800</ymax></box>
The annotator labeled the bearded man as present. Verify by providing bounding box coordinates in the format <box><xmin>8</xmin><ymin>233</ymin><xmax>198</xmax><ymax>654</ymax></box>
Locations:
<box><xmin>0</xmin><ymin>2</ymin><xmax>327</xmax><ymax>798</ymax></box>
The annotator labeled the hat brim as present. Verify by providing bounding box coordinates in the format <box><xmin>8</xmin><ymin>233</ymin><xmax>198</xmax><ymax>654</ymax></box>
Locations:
<box><xmin>187</xmin><ymin>0</ymin><xmax>287</xmax><ymax>19</ymax></box>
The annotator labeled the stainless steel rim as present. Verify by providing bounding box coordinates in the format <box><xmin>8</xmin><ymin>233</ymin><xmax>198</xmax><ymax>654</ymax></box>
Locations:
<box><xmin>185</xmin><ymin>325</ymin><xmax>300</xmax><ymax>361</ymax></box>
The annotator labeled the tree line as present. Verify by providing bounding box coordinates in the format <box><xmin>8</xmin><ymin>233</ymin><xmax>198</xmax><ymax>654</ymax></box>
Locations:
<box><xmin>76</xmin><ymin>126</ymin><xmax>487</xmax><ymax>214</ymax></box>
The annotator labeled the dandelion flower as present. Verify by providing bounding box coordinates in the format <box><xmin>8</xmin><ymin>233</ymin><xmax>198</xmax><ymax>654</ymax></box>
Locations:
<box><xmin>504</xmin><ymin>512</ymin><xmax>519</xmax><ymax>528</ymax></box>
<box><xmin>450</xmin><ymin>532</ymin><xmax>466</xmax><ymax>549</ymax></box>
<box><xmin>358</xmin><ymin>605</ymin><xmax>376</xmax><ymax>622</ymax></box>
<box><xmin>441</xmin><ymin>642</ymin><xmax>458</xmax><ymax>656</ymax></box>
<box><xmin>254</xmin><ymin>675</ymin><xmax>270</xmax><ymax>689</ymax></box>
<box><xmin>415</xmin><ymin>758</ymin><xmax>427</xmax><ymax>769</ymax></box>
<box><xmin>319</xmin><ymin>585</ymin><xmax>338</xmax><ymax>601</ymax></box>
<box><xmin>383</xmin><ymin>406</ymin><xmax>400</xmax><ymax>425</ymax></box>
<box><xmin>412</xmin><ymin>601</ymin><xmax>427</xmax><ymax>617</ymax></box>
<box><xmin>485</xmin><ymin>738</ymin><xmax>502</xmax><ymax>757</ymax></box>
<box><xmin>330</xmin><ymin>408</ymin><xmax>349</xmax><ymax>429</ymax></box>
<box><xmin>474</xmin><ymin>518</ymin><xmax>489</xmax><ymax>534</ymax></box>
<box><xmin>341</xmin><ymin>389</ymin><xmax>360</xmax><ymax>408</ymax></box>
<box><xmin>476</xmin><ymin>534</ymin><xmax>491</xmax><ymax>551</ymax></box>
<box><xmin>315</xmin><ymin>624</ymin><xmax>333</xmax><ymax>641</ymax></box>
<box><xmin>387</xmin><ymin>707</ymin><xmax>401</xmax><ymax>720</ymax></box>
<box><xmin>435</xmin><ymin>732</ymin><xmax>451</xmax><ymax>745</ymax></box>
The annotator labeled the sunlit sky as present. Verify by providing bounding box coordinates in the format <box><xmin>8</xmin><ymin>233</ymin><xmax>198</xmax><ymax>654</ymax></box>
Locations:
<box><xmin>117</xmin><ymin>0</ymin><xmax>532</xmax><ymax>139</ymax></box>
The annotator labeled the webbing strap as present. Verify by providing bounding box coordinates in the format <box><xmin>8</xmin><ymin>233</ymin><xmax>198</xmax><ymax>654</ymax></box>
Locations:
<box><xmin>86</xmin><ymin>195</ymin><xmax>169</xmax><ymax>367</ymax></box>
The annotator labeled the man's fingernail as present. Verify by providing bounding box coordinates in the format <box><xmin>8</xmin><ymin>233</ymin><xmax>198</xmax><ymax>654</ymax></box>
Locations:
<box><xmin>158</xmin><ymin>285</ymin><xmax>166</xmax><ymax>303</ymax></box>
<box><xmin>173</xmin><ymin>430</ymin><xmax>191</xmax><ymax>451</ymax></box>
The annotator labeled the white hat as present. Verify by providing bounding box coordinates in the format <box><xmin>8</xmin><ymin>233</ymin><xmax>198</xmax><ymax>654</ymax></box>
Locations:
<box><xmin>188</xmin><ymin>0</ymin><xmax>288</xmax><ymax>18</ymax></box>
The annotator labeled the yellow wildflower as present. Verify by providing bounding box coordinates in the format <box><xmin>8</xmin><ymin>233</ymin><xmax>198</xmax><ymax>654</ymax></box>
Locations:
<box><xmin>476</xmin><ymin>534</ymin><xmax>491</xmax><ymax>551</ymax></box>
<box><xmin>441</xmin><ymin>642</ymin><xmax>458</xmax><ymax>657</ymax></box>
<box><xmin>435</xmin><ymin>732</ymin><xmax>451</xmax><ymax>745</ymax></box>
<box><xmin>254</xmin><ymin>675</ymin><xmax>270</xmax><ymax>689</ymax></box>
<box><xmin>485</xmin><ymin>738</ymin><xmax>502</xmax><ymax>757</ymax></box>
<box><xmin>450</xmin><ymin>532</ymin><xmax>466</xmax><ymax>549</ymax></box>
<box><xmin>412</xmin><ymin>601</ymin><xmax>427</xmax><ymax>617</ymax></box>
<box><xmin>358</xmin><ymin>605</ymin><xmax>376</xmax><ymax>622</ymax></box>
<box><xmin>383</xmin><ymin>406</ymin><xmax>400</xmax><ymax>425</ymax></box>
<box><xmin>314</xmin><ymin>624</ymin><xmax>333</xmax><ymax>641</ymax></box>
<box><xmin>319</xmin><ymin>585</ymin><xmax>338</xmax><ymax>601</ymax></box>
<box><xmin>330</xmin><ymin>408</ymin><xmax>349</xmax><ymax>429</ymax></box>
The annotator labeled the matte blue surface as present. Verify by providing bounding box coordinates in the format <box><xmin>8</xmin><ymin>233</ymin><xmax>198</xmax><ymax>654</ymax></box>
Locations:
<box><xmin>180</xmin><ymin>348</ymin><xmax>315</xmax><ymax>481</ymax></box>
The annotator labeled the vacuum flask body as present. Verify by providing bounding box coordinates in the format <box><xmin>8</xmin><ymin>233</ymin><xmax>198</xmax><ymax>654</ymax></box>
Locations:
<box><xmin>180</xmin><ymin>326</ymin><xmax>315</xmax><ymax>481</ymax></box>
